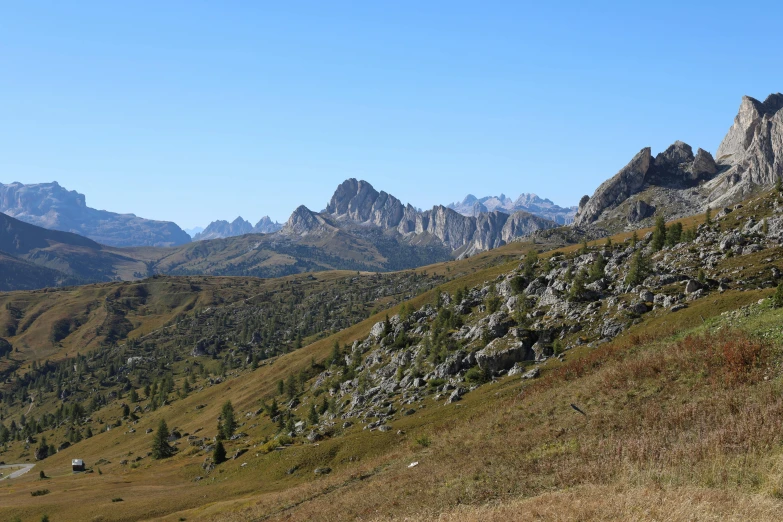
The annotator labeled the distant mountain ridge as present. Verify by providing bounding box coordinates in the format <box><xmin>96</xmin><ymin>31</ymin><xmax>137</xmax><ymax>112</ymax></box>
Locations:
<box><xmin>0</xmin><ymin>181</ymin><xmax>191</xmax><ymax>247</ymax></box>
<box><xmin>447</xmin><ymin>193</ymin><xmax>577</xmax><ymax>224</ymax></box>
<box><xmin>194</xmin><ymin>216</ymin><xmax>283</xmax><ymax>240</ymax></box>
<box><xmin>313</xmin><ymin>178</ymin><xmax>558</xmax><ymax>257</ymax></box>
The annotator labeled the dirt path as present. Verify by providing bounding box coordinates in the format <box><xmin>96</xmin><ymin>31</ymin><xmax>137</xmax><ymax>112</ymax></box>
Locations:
<box><xmin>0</xmin><ymin>463</ymin><xmax>35</xmax><ymax>480</ymax></box>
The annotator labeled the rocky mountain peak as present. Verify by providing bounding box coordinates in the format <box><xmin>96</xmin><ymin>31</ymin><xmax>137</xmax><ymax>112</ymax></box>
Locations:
<box><xmin>254</xmin><ymin>216</ymin><xmax>283</xmax><ymax>234</ymax></box>
<box><xmin>283</xmin><ymin>205</ymin><xmax>329</xmax><ymax>236</ymax></box>
<box><xmin>716</xmin><ymin>93</ymin><xmax>783</xmax><ymax>162</ymax></box>
<box><xmin>708</xmin><ymin>92</ymin><xmax>783</xmax><ymax>208</ymax></box>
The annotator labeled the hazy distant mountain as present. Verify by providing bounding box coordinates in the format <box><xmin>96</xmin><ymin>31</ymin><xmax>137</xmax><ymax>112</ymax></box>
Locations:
<box><xmin>184</xmin><ymin>226</ymin><xmax>204</xmax><ymax>237</ymax></box>
<box><xmin>194</xmin><ymin>216</ymin><xmax>282</xmax><ymax>240</ymax></box>
<box><xmin>0</xmin><ymin>181</ymin><xmax>191</xmax><ymax>247</ymax></box>
<box><xmin>447</xmin><ymin>193</ymin><xmax>577</xmax><ymax>224</ymax></box>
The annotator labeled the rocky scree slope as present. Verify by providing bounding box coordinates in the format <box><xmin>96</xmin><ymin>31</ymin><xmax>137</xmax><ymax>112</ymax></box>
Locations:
<box><xmin>299</xmin><ymin>195</ymin><xmax>783</xmax><ymax>434</ymax></box>
<box><xmin>0</xmin><ymin>181</ymin><xmax>191</xmax><ymax>247</ymax></box>
<box><xmin>447</xmin><ymin>193</ymin><xmax>577</xmax><ymax>224</ymax></box>
<box><xmin>574</xmin><ymin>93</ymin><xmax>783</xmax><ymax>233</ymax></box>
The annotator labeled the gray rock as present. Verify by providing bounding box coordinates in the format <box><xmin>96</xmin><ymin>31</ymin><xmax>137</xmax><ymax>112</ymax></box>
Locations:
<box><xmin>476</xmin><ymin>339</ymin><xmax>533</xmax><ymax>373</ymax></box>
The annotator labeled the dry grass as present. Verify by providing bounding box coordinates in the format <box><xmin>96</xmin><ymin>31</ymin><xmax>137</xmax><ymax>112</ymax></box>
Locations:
<box><xmin>371</xmin><ymin>485</ymin><xmax>783</xmax><ymax>521</ymax></box>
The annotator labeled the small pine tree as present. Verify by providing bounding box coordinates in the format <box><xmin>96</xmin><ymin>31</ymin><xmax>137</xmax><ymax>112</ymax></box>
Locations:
<box><xmin>705</xmin><ymin>206</ymin><xmax>712</xmax><ymax>225</ymax></box>
<box><xmin>569</xmin><ymin>270</ymin><xmax>587</xmax><ymax>302</ymax></box>
<box><xmin>666</xmin><ymin>222</ymin><xmax>682</xmax><ymax>246</ymax></box>
<box><xmin>698</xmin><ymin>268</ymin><xmax>707</xmax><ymax>284</ymax></box>
<box><xmin>651</xmin><ymin>215</ymin><xmax>667</xmax><ymax>251</ymax></box>
<box><xmin>277</xmin><ymin>380</ymin><xmax>284</xmax><ymax>396</ymax></box>
<box><xmin>218</xmin><ymin>401</ymin><xmax>236</xmax><ymax>440</ymax></box>
<box><xmin>631</xmin><ymin>230</ymin><xmax>639</xmax><ymax>247</ymax></box>
<box><xmin>308</xmin><ymin>403</ymin><xmax>319</xmax><ymax>425</ymax></box>
<box><xmin>773</xmin><ymin>283</ymin><xmax>783</xmax><ymax>308</ymax></box>
<box><xmin>151</xmin><ymin>419</ymin><xmax>174</xmax><ymax>460</ymax></box>
<box><xmin>763</xmin><ymin>217</ymin><xmax>769</xmax><ymax>236</ymax></box>
<box><xmin>588</xmin><ymin>252</ymin><xmax>606</xmax><ymax>282</ymax></box>
<box><xmin>605</xmin><ymin>237</ymin><xmax>612</xmax><ymax>248</ymax></box>
<box><xmin>625</xmin><ymin>251</ymin><xmax>651</xmax><ymax>287</ymax></box>
<box><xmin>580</xmin><ymin>239</ymin><xmax>589</xmax><ymax>255</ymax></box>
<box><xmin>523</xmin><ymin>250</ymin><xmax>538</xmax><ymax>279</ymax></box>
<box><xmin>776</xmin><ymin>175</ymin><xmax>782</xmax><ymax>194</ymax></box>
<box><xmin>213</xmin><ymin>440</ymin><xmax>226</xmax><ymax>464</ymax></box>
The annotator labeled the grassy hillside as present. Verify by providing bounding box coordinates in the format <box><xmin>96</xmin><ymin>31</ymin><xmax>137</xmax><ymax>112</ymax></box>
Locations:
<box><xmin>4</xmin><ymin>191</ymin><xmax>783</xmax><ymax>521</ymax></box>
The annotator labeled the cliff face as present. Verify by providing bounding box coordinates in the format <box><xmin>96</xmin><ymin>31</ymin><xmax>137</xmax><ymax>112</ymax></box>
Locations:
<box><xmin>318</xmin><ymin>179</ymin><xmax>557</xmax><ymax>257</ymax></box>
<box><xmin>0</xmin><ymin>182</ymin><xmax>191</xmax><ymax>247</ymax></box>
<box><xmin>707</xmin><ymin>93</ymin><xmax>783</xmax><ymax>207</ymax></box>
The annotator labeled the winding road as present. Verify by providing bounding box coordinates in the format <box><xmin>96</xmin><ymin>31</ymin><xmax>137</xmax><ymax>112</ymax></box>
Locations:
<box><xmin>0</xmin><ymin>463</ymin><xmax>35</xmax><ymax>480</ymax></box>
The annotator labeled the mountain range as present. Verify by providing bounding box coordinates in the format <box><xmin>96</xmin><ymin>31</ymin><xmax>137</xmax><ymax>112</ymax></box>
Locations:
<box><xmin>447</xmin><ymin>193</ymin><xmax>577</xmax><ymax>224</ymax></box>
<box><xmin>2</xmin><ymin>92</ymin><xmax>782</xmax><ymax>292</ymax></box>
<box><xmin>193</xmin><ymin>215</ymin><xmax>283</xmax><ymax>240</ymax></box>
<box><xmin>0</xmin><ymin>181</ymin><xmax>191</xmax><ymax>247</ymax></box>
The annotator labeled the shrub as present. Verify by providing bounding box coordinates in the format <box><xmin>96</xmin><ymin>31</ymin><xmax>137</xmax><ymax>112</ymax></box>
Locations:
<box><xmin>486</xmin><ymin>295</ymin><xmax>502</xmax><ymax>314</ymax></box>
<box><xmin>111</xmin><ymin>497</ymin><xmax>124</xmax><ymax>502</ymax></box>
<box><xmin>465</xmin><ymin>366</ymin><xmax>490</xmax><ymax>384</ymax></box>
<box><xmin>427</xmin><ymin>378</ymin><xmax>446</xmax><ymax>389</ymax></box>
<box><xmin>31</xmin><ymin>489</ymin><xmax>50</xmax><ymax>496</ymax></box>
<box><xmin>773</xmin><ymin>283</ymin><xmax>783</xmax><ymax>308</ymax></box>
<box><xmin>415</xmin><ymin>435</ymin><xmax>431</xmax><ymax>447</ymax></box>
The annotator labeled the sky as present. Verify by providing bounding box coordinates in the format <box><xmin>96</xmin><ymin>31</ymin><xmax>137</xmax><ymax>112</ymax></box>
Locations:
<box><xmin>2</xmin><ymin>1</ymin><xmax>783</xmax><ymax>229</ymax></box>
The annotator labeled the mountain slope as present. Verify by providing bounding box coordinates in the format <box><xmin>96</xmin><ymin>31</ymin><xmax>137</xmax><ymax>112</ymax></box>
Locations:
<box><xmin>0</xmin><ymin>211</ymin><xmax>148</xmax><ymax>285</ymax></box>
<box><xmin>0</xmin><ymin>181</ymin><xmax>191</xmax><ymax>247</ymax></box>
<box><xmin>3</xmin><ymin>190</ymin><xmax>783</xmax><ymax>521</ymax></box>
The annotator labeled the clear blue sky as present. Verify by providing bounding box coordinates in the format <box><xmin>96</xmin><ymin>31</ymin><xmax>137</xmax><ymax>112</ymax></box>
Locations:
<box><xmin>2</xmin><ymin>1</ymin><xmax>782</xmax><ymax>228</ymax></box>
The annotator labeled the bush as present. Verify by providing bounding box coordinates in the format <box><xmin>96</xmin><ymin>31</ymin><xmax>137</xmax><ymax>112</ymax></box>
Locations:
<box><xmin>465</xmin><ymin>366</ymin><xmax>490</xmax><ymax>384</ymax></box>
<box><xmin>510</xmin><ymin>276</ymin><xmax>526</xmax><ymax>294</ymax></box>
<box><xmin>486</xmin><ymin>296</ymin><xmax>502</xmax><ymax>314</ymax></box>
<box><xmin>111</xmin><ymin>497</ymin><xmax>124</xmax><ymax>502</ymax></box>
<box><xmin>415</xmin><ymin>435</ymin><xmax>431</xmax><ymax>447</ymax></box>
<box><xmin>31</xmin><ymin>489</ymin><xmax>50</xmax><ymax>497</ymax></box>
<box><xmin>773</xmin><ymin>283</ymin><xmax>783</xmax><ymax>308</ymax></box>
<box><xmin>427</xmin><ymin>378</ymin><xmax>446</xmax><ymax>389</ymax></box>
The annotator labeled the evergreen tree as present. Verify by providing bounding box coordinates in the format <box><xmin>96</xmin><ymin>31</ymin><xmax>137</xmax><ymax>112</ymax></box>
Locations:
<box><xmin>588</xmin><ymin>252</ymin><xmax>606</xmax><ymax>282</ymax></box>
<box><xmin>523</xmin><ymin>250</ymin><xmax>538</xmax><ymax>279</ymax></box>
<box><xmin>773</xmin><ymin>283</ymin><xmax>783</xmax><ymax>308</ymax></box>
<box><xmin>631</xmin><ymin>230</ymin><xmax>639</xmax><ymax>247</ymax></box>
<box><xmin>308</xmin><ymin>403</ymin><xmax>319</xmax><ymax>425</ymax></box>
<box><xmin>651</xmin><ymin>215</ymin><xmax>667</xmax><ymax>251</ymax></box>
<box><xmin>151</xmin><ymin>419</ymin><xmax>174</xmax><ymax>460</ymax></box>
<box><xmin>705</xmin><ymin>206</ymin><xmax>712</xmax><ymax>225</ymax></box>
<box><xmin>213</xmin><ymin>440</ymin><xmax>226</xmax><ymax>464</ymax></box>
<box><xmin>569</xmin><ymin>270</ymin><xmax>587</xmax><ymax>302</ymax></box>
<box><xmin>665</xmin><ymin>222</ymin><xmax>682</xmax><ymax>246</ymax></box>
<box><xmin>625</xmin><ymin>251</ymin><xmax>652</xmax><ymax>287</ymax></box>
<box><xmin>218</xmin><ymin>400</ymin><xmax>236</xmax><ymax>440</ymax></box>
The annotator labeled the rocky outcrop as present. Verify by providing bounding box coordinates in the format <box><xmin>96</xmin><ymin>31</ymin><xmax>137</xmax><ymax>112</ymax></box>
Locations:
<box><xmin>0</xmin><ymin>182</ymin><xmax>191</xmax><ymax>247</ymax></box>
<box><xmin>281</xmin><ymin>205</ymin><xmax>334</xmax><ymax>236</ymax></box>
<box><xmin>707</xmin><ymin>93</ymin><xmax>783</xmax><ymax>207</ymax></box>
<box><xmin>574</xmin><ymin>147</ymin><xmax>653</xmax><ymax>226</ymax></box>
